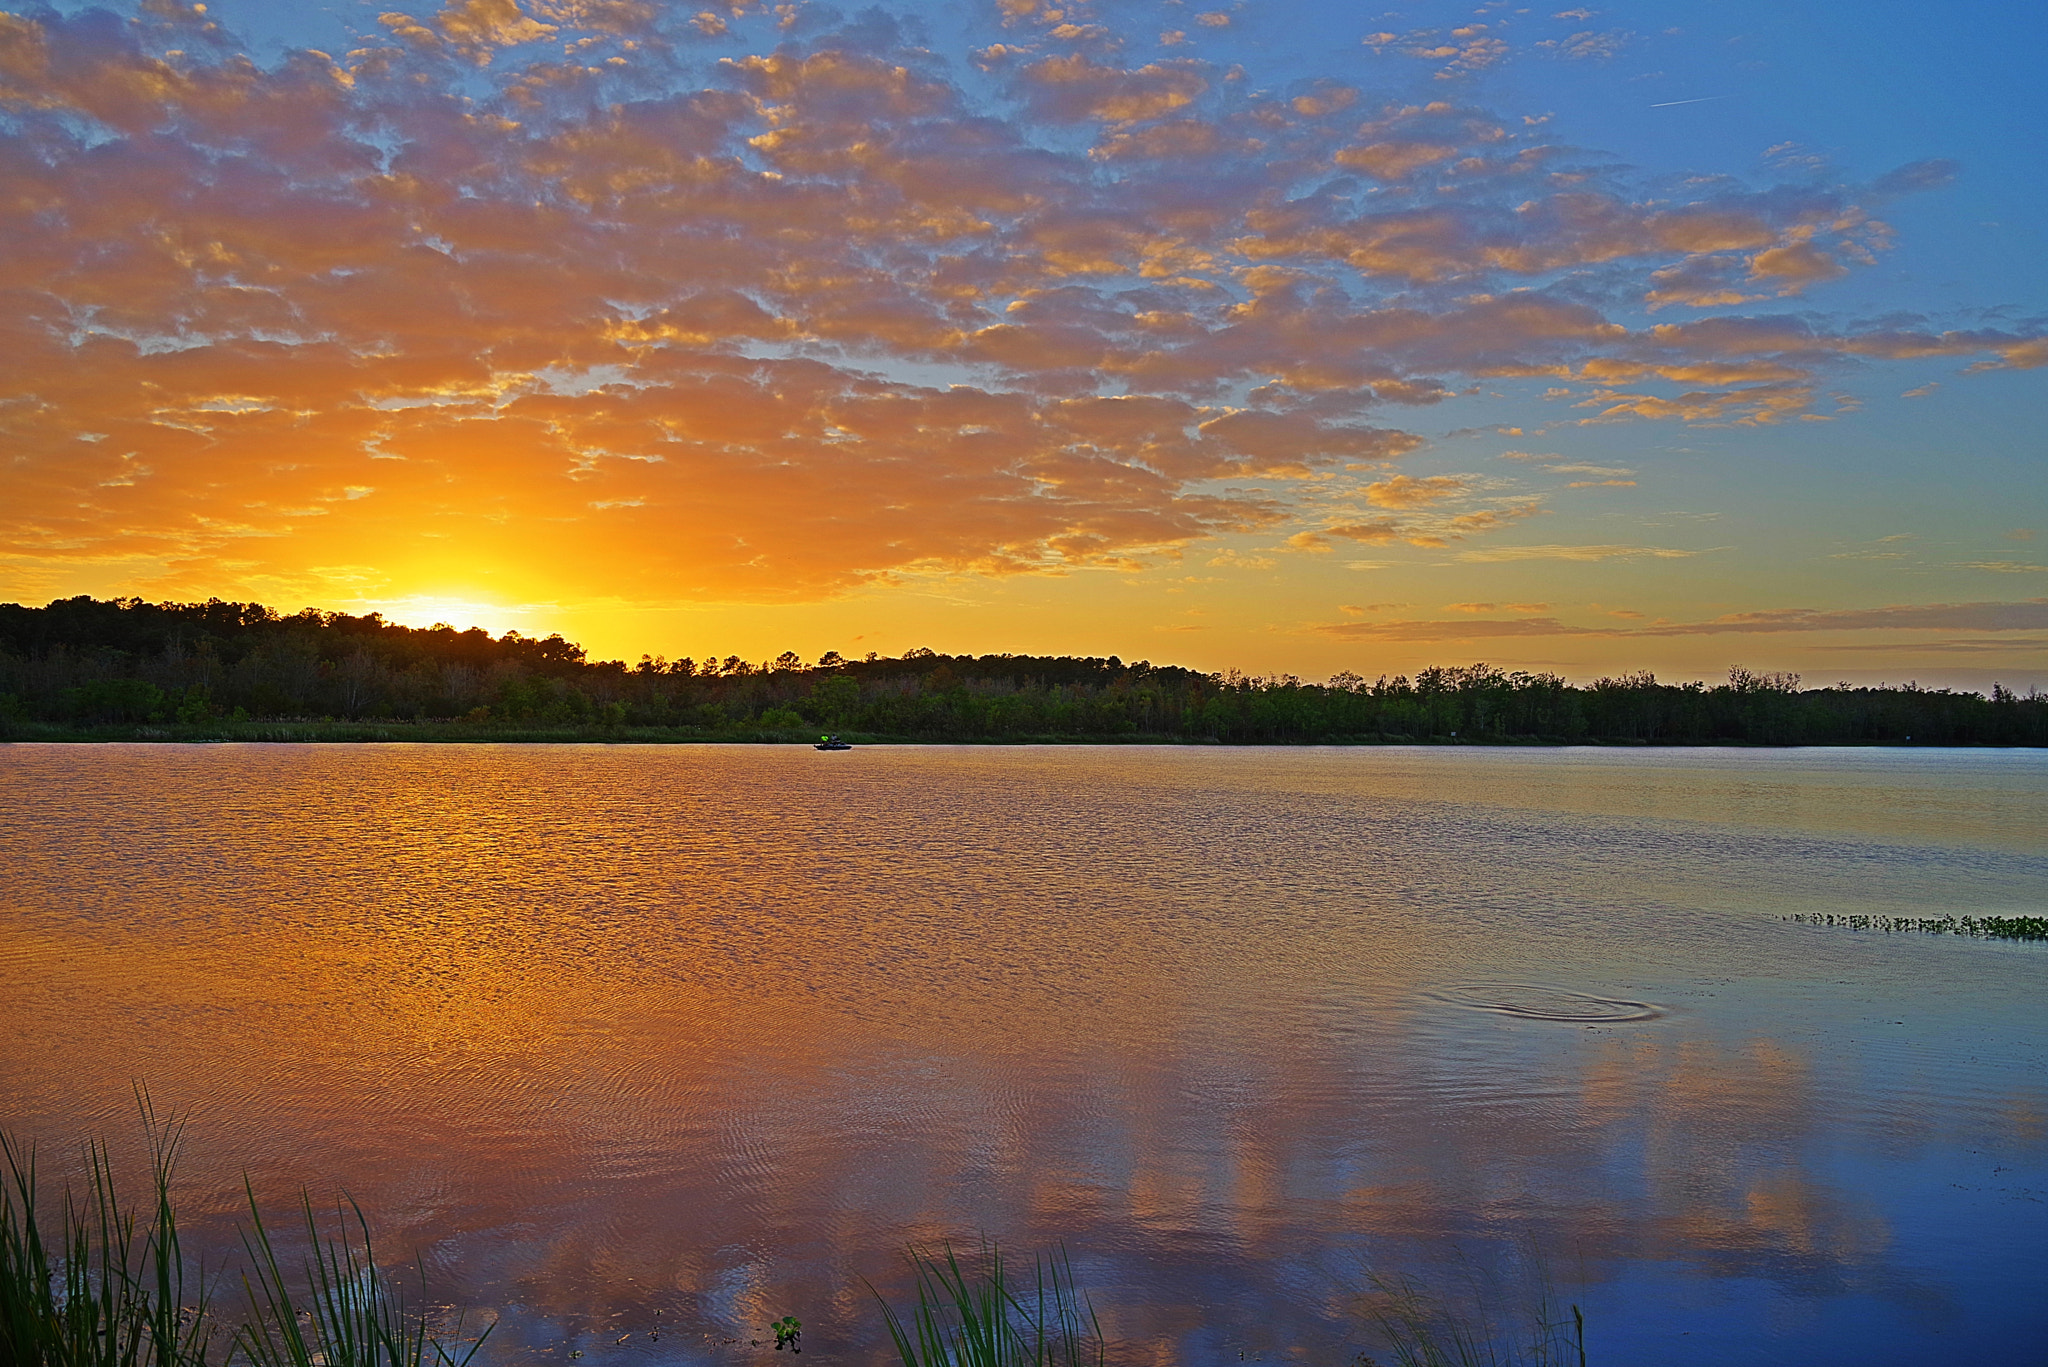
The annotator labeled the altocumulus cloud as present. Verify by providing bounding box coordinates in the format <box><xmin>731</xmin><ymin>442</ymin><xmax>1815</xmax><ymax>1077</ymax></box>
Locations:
<box><xmin>1313</xmin><ymin>599</ymin><xmax>2048</xmax><ymax>642</ymax></box>
<box><xmin>0</xmin><ymin>0</ymin><xmax>2041</xmax><ymax>603</ymax></box>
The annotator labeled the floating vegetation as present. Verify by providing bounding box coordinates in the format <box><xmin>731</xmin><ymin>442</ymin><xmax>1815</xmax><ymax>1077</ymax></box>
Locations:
<box><xmin>1782</xmin><ymin>913</ymin><xmax>2047</xmax><ymax>942</ymax></box>
<box><xmin>770</xmin><ymin>1314</ymin><xmax>803</xmax><ymax>1353</ymax></box>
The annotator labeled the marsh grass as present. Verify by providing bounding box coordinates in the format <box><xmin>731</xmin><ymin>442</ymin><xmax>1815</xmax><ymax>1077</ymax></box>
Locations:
<box><xmin>235</xmin><ymin>1187</ymin><xmax>489</xmax><ymax>1367</ymax></box>
<box><xmin>873</xmin><ymin>1244</ymin><xmax>1104</xmax><ymax>1367</ymax></box>
<box><xmin>3</xmin><ymin>1105</ymin><xmax>484</xmax><ymax>1367</ymax></box>
<box><xmin>1354</xmin><ymin>1273</ymin><xmax>1585</xmax><ymax>1367</ymax></box>
<box><xmin>0</xmin><ymin>1101</ymin><xmax>219</xmax><ymax>1367</ymax></box>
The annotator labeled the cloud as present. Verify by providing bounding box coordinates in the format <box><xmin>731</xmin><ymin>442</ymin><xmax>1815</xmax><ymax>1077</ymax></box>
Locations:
<box><xmin>1197</xmin><ymin>411</ymin><xmax>1421</xmax><ymax>472</ymax></box>
<box><xmin>1018</xmin><ymin>53</ymin><xmax>1209</xmax><ymax>124</ymax></box>
<box><xmin>1806</xmin><ymin>636</ymin><xmax>2048</xmax><ymax>655</ymax></box>
<box><xmin>1445</xmin><ymin>504</ymin><xmax>1542</xmax><ymax>535</ymax></box>
<box><xmin>0</xmin><ymin>1</ymin><xmax>2034</xmax><ymax>611</ymax></box>
<box><xmin>1364</xmin><ymin>474</ymin><xmax>1466</xmax><ymax>508</ymax></box>
<box><xmin>1642</xmin><ymin>600</ymin><xmax>2048</xmax><ymax>634</ymax></box>
<box><xmin>1571</xmin><ymin>383</ymin><xmax>1818</xmax><ymax>426</ymax></box>
<box><xmin>1312</xmin><ymin>599</ymin><xmax>2048</xmax><ymax>641</ymax></box>
<box><xmin>1456</xmin><ymin>544</ymin><xmax>1701</xmax><ymax>562</ymax></box>
<box><xmin>1747</xmin><ymin>241</ymin><xmax>1848</xmax><ymax>289</ymax></box>
<box><xmin>1870</xmin><ymin>159</ymin><xmax>1959</xmax><ymax>198</ymax></box>
<box><xmin>1363</xmin><ymin>24</ymin><xmax>1511</xmax><ymax>82</ymax></box>
<box><xmin>1288</xmin><ymin>520</ymin><xmax>1403</xmax><ymax>552</ymax></box>
<box><xmin>1315</xmin><ymin>615</ymin><xmax>1576</xmax><ymax>640</ymax></box>
<box><xmin>1538</xmin><ymin>29</ymin><xmax>1632</xmax><ymax>61</ymax></box>
<box><xmin>1332</xmin><ymin>140</ymin><xmax>1460</xmax><ymax>180</ymax></box>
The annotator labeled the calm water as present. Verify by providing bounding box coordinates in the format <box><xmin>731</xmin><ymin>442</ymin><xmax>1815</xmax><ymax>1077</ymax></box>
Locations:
<box><xmin>2</xmin><ymin>744</ymin><xmax>2044</xmax><ymax>1365</ymax></box>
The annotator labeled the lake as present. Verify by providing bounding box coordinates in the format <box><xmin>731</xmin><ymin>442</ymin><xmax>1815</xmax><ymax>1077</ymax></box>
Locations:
<box><xmin>1</xmin><ymin>744</ymin><xmax>2043</xmax><ymax>1365</ymax></box>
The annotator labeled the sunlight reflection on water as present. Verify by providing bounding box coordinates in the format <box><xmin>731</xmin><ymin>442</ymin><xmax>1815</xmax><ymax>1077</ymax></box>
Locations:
<box><xmin>2</xmin><ymin>744</ymin><xmax>2044</xmax><ymax>1365</ymax></box>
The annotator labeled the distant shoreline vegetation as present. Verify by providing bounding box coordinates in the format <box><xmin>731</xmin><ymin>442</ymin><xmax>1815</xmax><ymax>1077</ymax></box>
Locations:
<box><xmin>3</xmin><ymin>596</ymin><xmax>2043</xmax><ymax>747</ymax></box>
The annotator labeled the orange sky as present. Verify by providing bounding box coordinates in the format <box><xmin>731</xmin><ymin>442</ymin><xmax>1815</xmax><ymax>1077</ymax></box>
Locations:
<box><xmin>2</xmin><ymin>0</ymin><xmax>2043</xmax><ymax>685</ymax></box>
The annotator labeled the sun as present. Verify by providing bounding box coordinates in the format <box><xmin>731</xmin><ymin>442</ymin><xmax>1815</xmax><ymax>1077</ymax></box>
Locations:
<box><xmin>354</xmin><ymin>593</ymin><xmax>536</xmax><ymax>637</ymax></box>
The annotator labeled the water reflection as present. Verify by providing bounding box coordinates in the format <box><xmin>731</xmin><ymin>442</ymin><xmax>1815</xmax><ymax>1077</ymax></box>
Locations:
<box><xmin>1</xmin><ymin>745</ymin><xmax>2043</xmax><ymax>1364</ymax></box>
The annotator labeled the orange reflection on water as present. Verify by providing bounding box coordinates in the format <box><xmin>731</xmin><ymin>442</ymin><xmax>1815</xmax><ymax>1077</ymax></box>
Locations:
<box><xmin>2</xmin><ymin>744</ymin><xmax>2045</xmax><ymax>1363</ymax></box>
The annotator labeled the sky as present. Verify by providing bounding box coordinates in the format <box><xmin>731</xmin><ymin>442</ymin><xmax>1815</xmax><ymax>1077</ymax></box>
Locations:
<box><xmin>1</xmin><ymin>0</ymin><xmax>2043</xmax><ymax>685</ymax></box>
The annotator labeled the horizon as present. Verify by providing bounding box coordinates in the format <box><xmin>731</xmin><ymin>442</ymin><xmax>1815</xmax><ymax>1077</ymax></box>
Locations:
<box><xmin>2</xmin><ymin>0</ymin><xmax>2043</xmax><ymax>691</ymax></box>
<box><xmin>10</xmin><ymin>590</ymin><xmax>2041</xmax><ymax>696</ymax></box>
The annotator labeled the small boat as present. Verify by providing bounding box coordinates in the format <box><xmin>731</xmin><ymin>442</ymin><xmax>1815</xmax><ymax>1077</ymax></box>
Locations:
<box><xmin>814</xmin><ymin>734</ymin><xmax>853</xmax><ymax>750</ymax></box>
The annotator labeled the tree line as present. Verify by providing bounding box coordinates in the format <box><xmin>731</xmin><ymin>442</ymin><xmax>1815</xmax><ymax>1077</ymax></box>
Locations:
<box><xmin>2</xmin><ymin>595</ymin><xmax>2042</xmax><ymax>745</ymax></box>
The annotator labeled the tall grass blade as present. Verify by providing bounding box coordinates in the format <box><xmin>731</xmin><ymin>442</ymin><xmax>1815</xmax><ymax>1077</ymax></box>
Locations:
<box><xmin>1359</xmin><ymin>1271</ymin><xmax>1587</xmax><ymax>1367</ymax></box>
<box><xmin>236</xmin><ymin>1185</ymin><xmax>489</xmax><ymax>1367</ymax></box>
<box><xmin>872</xmin><ymin>1242</ymin><xmax>1103</xmax><ymax>1367</ymax></box>
<box><xmin>0</xmin><ymin>1129</ymin><xmax>62</xmax><ymax>1366</ymax></box>
<box><xmin>0</xmin><ymin>1092</ymin><xmax>218</xmax><ymax>1367</ymax></box>
<box><xmin>136</xmin><ymin>1091</ymin><xmax>222</xmax><ymax>1367</ymax></box>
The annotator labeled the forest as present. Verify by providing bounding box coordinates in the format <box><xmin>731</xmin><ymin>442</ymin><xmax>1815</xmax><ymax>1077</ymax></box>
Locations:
<box><xmin>2</xmin><ymin>595</ymin><xmax>2042</xmax><ymax>745</ymax></box>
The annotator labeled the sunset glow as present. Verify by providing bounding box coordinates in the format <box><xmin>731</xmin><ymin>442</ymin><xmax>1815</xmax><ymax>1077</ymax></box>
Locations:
<box><xmin>350</xmin><ymin>593</ymin><xmax>540</xmax><ymax>636</ymax></box>
<box><xmin>2</xmin><ymin>0</ymin><xmax>2042</xmax><ymax>682</ymax></box>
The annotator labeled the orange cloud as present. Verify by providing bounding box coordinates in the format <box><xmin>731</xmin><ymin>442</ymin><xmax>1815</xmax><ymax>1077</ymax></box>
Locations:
<box><xmin>0</xmin><ymin>2</ymin><xmax>2033</xmax><ymax>616</ymax></box>
<box><xmin>1313</xmin><ymin>599</ymin><xmax>2048</xmax><ymax>641</ymax></box>
<box><xmin>1364</xmin><ymin>474</ymin><xmax>1466</xmax><ymax>508</ymax></box>
<box><xmin>1018</xmin><ymin>52</ymin><xmax>1208</xmax><ymax>124</ymax></box>
<box><xmin>381</xmin><ymin>0</ymin><xmax>559</xmax><ymax>64</ymax></box>
<box><xmin>1333</xmin><ymin>140</ymin><xmax>1459</xmax><ymax>179</ymax></box>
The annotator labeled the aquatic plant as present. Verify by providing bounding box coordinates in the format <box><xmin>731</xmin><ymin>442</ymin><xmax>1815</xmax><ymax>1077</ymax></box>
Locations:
<box><xmin>1356</xmin><ymin>1273</ymin><xmax>1585</xmax><ymax>1367</ymax></box>
<box><xmin>3</xmin><ymin>1104</ymin><xmax>486</xmax><ymax>1367</ymax></box>
<box><xmin>235</xmin><ymin>1187</ymin><xmax>489</xmax><ymax>1367</ymax></box>
<box><xmin>770</xmin><ymin>1314</ymin><xmax>802</xmax><ymax>1351</ymax></box>
<box><xmin>1781</xmin><ymin>912</ymin><xmax>2047</xmax><ymax>942</ymax></box>
<box><xmin>872</xmin><ymin>1243</ymin><xmax>1103</xmax><ymax>1367</ymax></box>
<box><xmin>0</xmin><ymin>1101</ymin><xmax>220</xmax><ymax>1367</ymax></box>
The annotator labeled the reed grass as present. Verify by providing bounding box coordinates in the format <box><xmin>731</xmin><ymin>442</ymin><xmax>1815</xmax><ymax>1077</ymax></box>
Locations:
<box><xmin>872</xmin><ymin>1244</ymin><xmax>1104</xmax><ymax>1367</ymax></box>
<box><xmin>0</xmin><ymin>1099</ymin><xmax>219</xmax><ymax>1367</ymax></box>
<box><xmin>2</xmin><ymin>1105</ymin><xmax>484</xmax><ymax>1367</ymax></box>
<box><xmin>1357</xmin><ymin>1273</ymin><xmax>1585</xmax><ymax>1367</ymax></box>
<box><xmin>235</xmin><ymin>1186</ymin><xmax>488</xmax><ymax>1367</ymax></box>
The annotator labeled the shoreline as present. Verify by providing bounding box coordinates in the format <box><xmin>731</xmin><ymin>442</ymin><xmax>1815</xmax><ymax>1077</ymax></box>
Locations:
<box><xmin>3</xmin><ymin>721</ymin><xmax>2042</xmax><ymax>748</ymax></box>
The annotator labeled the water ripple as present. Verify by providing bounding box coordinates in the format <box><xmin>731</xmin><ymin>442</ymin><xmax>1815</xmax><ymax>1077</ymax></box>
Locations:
<box><xmin>1424</xmin><ymin>982</ymin><xmax>1668</xmax><ymax>1023</ymax></box>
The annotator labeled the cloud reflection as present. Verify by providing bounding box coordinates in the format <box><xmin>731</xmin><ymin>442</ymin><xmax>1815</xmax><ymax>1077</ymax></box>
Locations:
<box><xmin>4</xmin><ymin>745</ymin><xmax>2042</xmax><ymax>1359</ymax></box>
